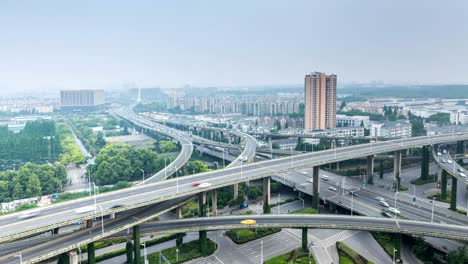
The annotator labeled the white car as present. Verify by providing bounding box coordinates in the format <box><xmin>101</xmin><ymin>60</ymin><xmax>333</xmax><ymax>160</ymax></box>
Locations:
<box><xmin>307</xmin><ymin>178</ymin><xmax>313</xmax><ymax>183</ymax></box>
<box><xmin>328</xmin><ymin>186</ymin><xmax>337</xmax><ymax>192</ymax></box>
<box><xmin>441</xmin><ymin>159</ymin><xmax>447</xmax><ymax>163</ymax></box>
<box><xmin>198</xmin><ymin>183</ymin><xmax>212</xmax><ymax>188</ymax></box>
<box><xmin>18</xmin><ymin>209</ymin><xmax>41</xmax><ymax>219</ymax></box>
<box><xmin>321</xmin><ymin>175</ymin><xmax>329</xmax><ymax>181</ymax></box>
<box><xmin>437</xmin><ymin>152</ymin><xmax>442</xmax><ymax>156</ymax></box>
<box><xmin>379</xmin><ymin>201</ymin><xmax>389</xmax><ymax>207</ymax></box>
<box><xmin>300</xmin><ymin>171</ymin><xmax>307</xmax><ymax>175</ymax></box>
<box><xmin>447</xmin><ymin>160</ymin><xmax>453</xmax><ymax>164</ymax></box>
<box><xmin>459</xmin><ymin>172</ymin><xmax>466</xmax><ymax>178</ymax></box>
<box><xmin>75</xmin><ymin>206</ymin><xmax>95</xmax><ymax>214</ymax></box>
<box><xmin>387</xmin><ymin>207</ymin><xmax>400</xmax><ymax>214</ymax></box>
<box><xmin>375</xmin><ymin>196</ymin><xmax>385</xmax><ymax>202</ymax></box>
<box><xmin>443</xmin><ymin>149</ymin><xmax>447</xmax><ymax>154</ymax></box>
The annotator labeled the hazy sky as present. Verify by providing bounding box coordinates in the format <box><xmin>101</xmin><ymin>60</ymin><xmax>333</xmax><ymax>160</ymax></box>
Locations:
<box><xmin>1</xmin><ymin>0</ymin><xmax>467</xmax><ymax>94</ymax></box>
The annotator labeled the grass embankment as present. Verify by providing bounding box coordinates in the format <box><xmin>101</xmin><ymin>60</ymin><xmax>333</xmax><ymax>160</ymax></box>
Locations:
<box><xmin>372</xmin><ymin>233</ymin><xmax>401</xmax><ymax>260</ymax></box>
<box><xmin>79</xmin><ymin>234</ymin><xmax>180</xmax><ymax>264</ymax></box>
<box><xmin>226</xmin><ymin>228</ymin><xmax>281</xmax><ymax>244</ymax></box>
<box><xmin>142</xmin><ymin>239</ymin><xmax>217</xmax><ymax>264</ymax></box>
<box><xmin>428</xmin><ymin>191</ymin><xmax>451</xmax><ymax>203</ymax></box>
<box><xmin>265</xmin><ymin>248</ymin><xmax>316</xmax><ymax>264</ymax></box>
<box><xmin>336</xmin><ymin>242</ymin><xmax>374</xmax><ymax>264</ymax></box>
<box><xmin>411</xmin><ymin>177</ymin><xmax>436</xmax><ymax>185</ymax></box>
<box><xmin>289</xmin><ymin>208</ymin><xmax>319</xmax><ymax>214</ymax></box>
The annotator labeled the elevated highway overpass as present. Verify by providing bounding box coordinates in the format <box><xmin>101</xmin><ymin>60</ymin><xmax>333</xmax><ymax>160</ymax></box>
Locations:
<box><xmin>1</xmin><ymin>213</ymin><xmax>467</xmax><ymax>264</ymax></box>
<box><xmin>0</xmin><ymin>133</ymin><xmax>467</xmax><ymax>244</ymax></box>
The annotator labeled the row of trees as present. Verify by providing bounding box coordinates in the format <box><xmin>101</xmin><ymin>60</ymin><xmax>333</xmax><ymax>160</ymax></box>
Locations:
<box><xmin>88</xmin><ymin>143</ymin><xmax>169</xmax><ymax>185</ymax></box>
<box><xmin>0</xmin><ymin>120</ymin><xmax>62</xmax><ymax>166</ymax></box>
<box><xmin>0</xmin><ymin>163</ymin><xmax>67</xmax><ymax>202</ymax></box>
<box><xmin>55</xmin><ymin>123</ymin><xmax>87</xmax><ymax>165</ymax></box>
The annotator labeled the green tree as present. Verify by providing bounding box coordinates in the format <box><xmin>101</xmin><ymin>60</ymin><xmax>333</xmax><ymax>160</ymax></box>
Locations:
<box><xmin>185</xmin><ymin>161</ymin><xmax>210</xmax><ymax>175</ymax></box>
<box><xmin>160</xmin><ymin>140</ymin><xmax>177</xmax><ymax>153</ymax></box>
<box><xmin>447</xmin><ymin>246</ymin><xmax>467</xmax><ymax>264</ymax></box>
<box><xmin>25</xmin><ymin>174</ymin><xmax>41</xmax><ymax>198</ymax></box>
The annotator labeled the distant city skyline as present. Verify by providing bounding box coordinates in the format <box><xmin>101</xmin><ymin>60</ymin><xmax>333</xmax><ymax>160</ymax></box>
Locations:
<box><xmin>1</xmin><ymin>0</ymin><xmax>467</xmax><ymax>94</ymax></box>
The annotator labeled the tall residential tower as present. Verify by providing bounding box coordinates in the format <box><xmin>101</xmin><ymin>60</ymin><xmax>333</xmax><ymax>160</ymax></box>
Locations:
<box><xmin>304</xmin><ymin>72</ymin><xmax>337</xmax><ymax>131</ymax></box>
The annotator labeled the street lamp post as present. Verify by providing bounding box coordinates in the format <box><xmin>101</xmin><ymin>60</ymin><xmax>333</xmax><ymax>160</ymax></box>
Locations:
<box><xmin>431</xmin><ymin>198</ymin><xmax>435</xmax><ymax>223</ymax></box>
<box><xmin>351</xmin><ymin>191</ymin><xmax>354</xmax><ymax>216</ymax></box>
<box><xmin>394</xmin><ymin>192</ymin><xmax>399</xmax><ymax>220</ymax></box>
<box><xmin>393</xmin><ymin>248</ymin><xmax>398</xmax><ymax>264</ymax></box>
<box><xmin>144</xmin><ymin>242</ymin><xmax>148</xmax><ymax>264</ymax></box>
<box><xmin>278</xmin><ymin>193</ymin><xmax>281</xmax><ymax>215</ymax></box>
<box><xmin>290</xmin><ymin>147</ymin><xmax>294</xmax><ymax>168</ymax></box>
<box><xmin>88</xmin><ymin>171</ymin><xmax>92</xmax><ymax>198</ymax></box>
<box><xmin>78</xmin><ymin>247</ymin><xmax>82</xmax><ymax>264</ymax></box>
<box><xmin>176</xmin><ymin>248</ymin><xmax>179</xmax><ymax>263</ymax></box>
<box><xmin>413</xmin><ymin>186</ymin><xmax>416</xmax><ymax>205</ymax></box>
<box><xmin>92</xmin><ymin>182</ymin><xmax>97</xmax><ymax>213</ymax></box>
<box><xmin>14</xmin><ymin>252</ymin><xmax>22</xmax><ymax>264</ymax></box>
<box><xmin>260</xmin><ymin>240</ymin><xmax>263</xmax><ymax>264</ymax></box>
<box><xmin>164</xmin><ymin>158</ymin><xmax>167</xmax><ymax>179</ymax></box>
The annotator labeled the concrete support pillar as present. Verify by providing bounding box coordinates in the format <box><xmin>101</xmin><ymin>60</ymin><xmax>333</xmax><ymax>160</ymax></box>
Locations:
<box><xmin>233</xmin><ymin>183</ymin><xmax>239</xmax><ymax>199</ymax></box>
<box><xmin>312</xmin><ymin>166</ymin><xmax>320</xmax><ymax>210</ymax></box>
<box><xmin>110</xmin><ymin>212</ymin><xmax>116</xmax><ymax>219</ymax></box>
<box><xmin>87</xmin><ymin>242</ymin><xmax>95</xmax><ymax>264</ymax></box>
<box><xmin>366</xmin><ymin>155</ymin><xmax>374</xmax><ymax>184</ymax></box>
<box><xmin>133</xmin><ymin>225</ymin><xmax>141</xmax><ymax>264</ymax></box>
<box><xmin>450</xmin><ymin>176</ymin><xmax>458</xmax><ymax>211</ymax></box>
<box><xmin>227</xmin><ymin>133</ymin><xmax>232</xmax><ymax>145</ymax></box>
<box><xmin>198</xmin><ymin>192</ymin><xmax>208</xmax><ymax>255</ymax></box>
<box><xmin>268</xmin><ymin>137</ymin><xmax>272</xmax><ymax>150</ymax></box>
<box><xmin>263</xmin><ymin>177</ymin><xmax>271</xmax><ymax>214</ymax></box>
<box><xmin>393</xmin><ymin>151</ymin><xmax>402</xmax><ymax>192</ymax></box>
<box><xmin>52</xmin><ymin>227</ymin><xmax>59</xmax><ymax>235</ymax></box>
<box><xmin>69</xmin><ymin>251</ymin><xmax>78</xmax><ymax>264</ymax></box>
<box><xmin>175</xmin><ymin>206</ymin><xmax>183</xmax><ymax>219</ymax></box>
<box><xmin>212</xmin><ymin>189</ymin><xmax>218</xmax><ymax>216</ymax></box>
<box><xmin>302</xmin><ymin>228</ymin><xmax>308</xmax><ymax>252</ymax></box>
<box><xmin>441</xmin><ymin>171</ymin><xmax>447</xmax><ymax>199</ymax></box>
<box><xmin>86</xmin><ymin>219</ymin><xmax>93</xmax><ymax>228</ymax></box>
<box><xmin>457</xmin><ymin>140</ymin><xmax>465</xmax><ymax>165</ymax></box>
<box><xmin>210</xmin><ymin>131</ymin><xmax>213</xmax><ymax>140</ymax></box>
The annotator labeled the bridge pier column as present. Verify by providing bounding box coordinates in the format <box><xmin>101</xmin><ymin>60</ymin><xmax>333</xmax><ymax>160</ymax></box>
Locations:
<box><xmin>212</xmin><ymin>189</ymin><xmax>218</xmax><ymax>216</ymax></box>
<box><xmin>263</xmin><ymin>177</ymin><xmax>271</xmax><ymax>214</ymax></box>
<box><xmin>133</xmin><ymin>225</ymin><xmax>141</xmax><ymax>264</ymax></box>
<box><xmin>441</xmin><ymin>170</ymin><xmax>448</xmax><ymax>200</ymax></box>
<box><xmin>457</xmin><ymin>140</ymin><xmax>465</xmax><ymax>165</ymax></box>
<box><xmin>312</xmin><ymin>166</ymin><xmax>320</xmax><ymax>210</ymax></box>
<box><xmin>110</xmin><ymin>212</ymin><xmax>116</xmax><ymax>219</ymax></box>
<box><xmin>52</xmin><ymin>227</ymin><xmax>59</xmax><ymax>236</ymax></box>
<box><xmin>86</xmin><ymin>219</ymin><xmax>93</xmax><ymax>228</ymax></box>
<box><xmin>393</xmin><ymin>151</ymin><xmax>402</xmax><ymax>192</ymax></box>
<box><xmin>233</xmin><ymin>184</ymin><xmax>239</xmax><ymax>199</ymax></box>
<box><xmin>210</xmin><ymin>131</ymin><xmax>214</xmax><ymax>141</ymax></box>
<box><xmin>176</xmin><ymin>206</ymin><xmax>183</xmax><ymax>219</ymax></box>
<box><xmin>87</xmin><ymin>242</ymin><xmax>95</xmax><ymax>264</ymax></box>
<box><xmin>58</xmin><ymin>251</ymin><xmax>78</xmax><ymax>264</ymax></box>
<box><xmin>366</xmin><ymin>155</ymin><xmax>374</xmax><ymax>185</ymax></box>
<box><xmin>450</xmin><ymin>176</ymin><xmax>458</xmax><ymax>211</ymax></box>
<box><xmin>420</xmin><ymin>146</ymin><xmax>430</xmax><ymax>181</ymax></box>
<box><xmin>268</xmin><ymin>137</ymin><xmax>272</xmax><ymax>150</ymax></box>
<box><xmin>302</xmin><ymin>228</ymin><xmax>308</xmax><ymax>252</ymax></box>
<box><xmin>198</xmin><ymin>192</ymin><xmax>208</xmax><ymax>255</ymax></box>
<box><xmin>227</xmin><ymin>133</ymin><xmax>232</xmax><ymax>144</ymax></box>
